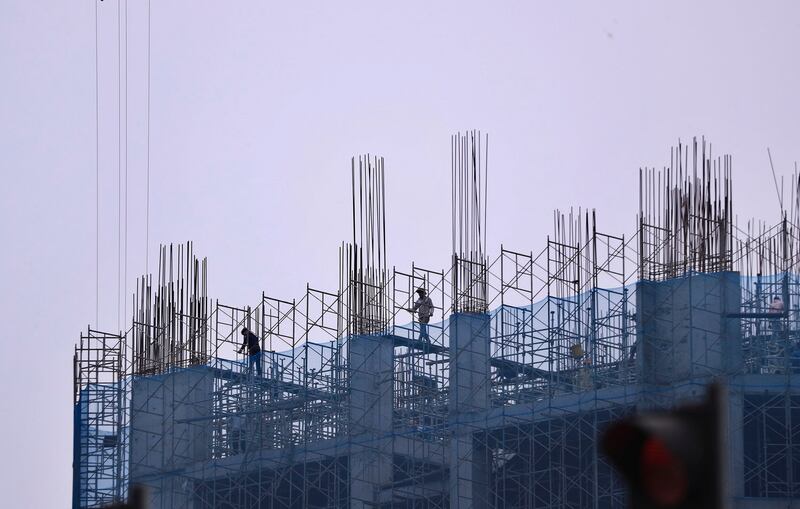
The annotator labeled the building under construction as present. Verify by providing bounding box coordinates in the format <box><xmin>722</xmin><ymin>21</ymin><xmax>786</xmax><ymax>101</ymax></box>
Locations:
<box><xmin>73</xmin><ymin>133</ymin><xmax>800</xmax><ymax>508</ymax></box>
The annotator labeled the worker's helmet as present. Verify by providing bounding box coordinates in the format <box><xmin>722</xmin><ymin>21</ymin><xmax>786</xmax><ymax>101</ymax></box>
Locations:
<box><xmin>241</xmin><ymin>327</ymin><xmax>248</xmax><ymax>334</ymax></box>
<box><xmin>416</xmin><ymin>287</ymin><xmax>426</xmax><ymax>296</ymax></box>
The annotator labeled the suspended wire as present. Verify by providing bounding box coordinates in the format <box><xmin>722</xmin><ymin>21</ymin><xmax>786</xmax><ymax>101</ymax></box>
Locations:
<box><xmin>95</xmin><ymin>0</ymin><xmax>100</xmax><ymax>327</ymax></box>
<box><xmin>117</xmin><ymin>0</ymin><xmax>122</xmax><ymax>331</ymax></box>
<box><xmin>146</xmin><ymin>0</ymin><xmax>151</xmax><ymax>276</ymax></box>
<box><xmin>124</xmin><ymin>0</ymin><xmax>128</xmax><ymax>327</ymax></box>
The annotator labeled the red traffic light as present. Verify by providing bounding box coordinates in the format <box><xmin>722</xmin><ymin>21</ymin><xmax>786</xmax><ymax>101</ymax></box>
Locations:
<box><xmin>640</xmin><ymin>436</ymin><xmax>688</xmax><ymax>506</ymax></box>
<box><xmin>601</xmin><ymin>384</ymin><xmax>724</xmax><ymax>509</ymax></box>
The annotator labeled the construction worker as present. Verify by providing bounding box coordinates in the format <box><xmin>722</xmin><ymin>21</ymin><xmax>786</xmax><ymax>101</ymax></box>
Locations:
<box><xmin>239</xmin><ymin>327</ymin><xmax>262</xmax><ymax>376</ymax></box>
<box><xmin>228</xmin><ymin>406</ymin><xmax>246</xmax><ymax>454</ymax></box>
<box><xmin>769</xmin><ymin>296</ymin><xmax>785</xmax><ymax>336</ymax></box>
<box><xmin>407</xmin><ymin>287</ymin><xmax>434</xmax><ymax>344</ymax></box>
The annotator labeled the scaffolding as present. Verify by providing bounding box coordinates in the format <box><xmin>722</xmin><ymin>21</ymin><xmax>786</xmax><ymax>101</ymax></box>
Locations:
<box><xmin>73</xmin><ymin>136</ymin><xmax>800</xmax><ymax>508</ymax></box>
<box><xmin>73</xmin><ymin>329</ymin><xmax>126</xmax><ymax>508</ymax></box>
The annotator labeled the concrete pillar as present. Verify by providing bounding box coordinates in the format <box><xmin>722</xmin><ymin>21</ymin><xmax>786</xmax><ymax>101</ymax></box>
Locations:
<box><xmin>725</xmin><ymin>378</ymin><xmax>745</xmax><ymax>500</ymax></box>
<box><xmin>636</xmin><ymin>272</ymin><xmax>745</xmax><ymax>502</ymax></box>
<box><xmin>348</xmin><ymin>334</ymin><xmax>394</xmax><ymax>508</ymax></box>
<box><xmin>448</xmin><ymin>312</ymin><xmax>491</xmax><ymax>509</ymax></box>
<box><xmin>129</xmin><ymin>367</ymin><xmax>213</xmax><ymax>509</ymax></box>
<box><xmin>636</xmin><ymin>271</ymin><xmax>743</xmax><ymax>386</ymax></box>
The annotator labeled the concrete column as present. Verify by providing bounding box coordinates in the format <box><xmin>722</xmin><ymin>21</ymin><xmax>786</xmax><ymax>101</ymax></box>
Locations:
<box><xmin>725</xmin><ymin>378</ymin><xmax>745</xmax><ymax>500</ymax></box>
<box><xmin>448</xmin><ymin>312</ymin><xmax>491</xmax><ymax>509</ymax></box>
<box><xmin>348</xmin><ymin>334</ymin><xmax>394</xmax><ymax>508</ymax></box>
<box><xmin>636</xmin><ymin>271</ymin><xmax>742</xmax><ymax>386</ymax></box>
<box><xmin>636</xmin><ymin>272</ymin><xmax>745</xmax><ymax>504</ymax></box>
<box><xmin>129</xmin><ymin>367</ymin><xmax>213</xmax><ymax>509</ymax></box>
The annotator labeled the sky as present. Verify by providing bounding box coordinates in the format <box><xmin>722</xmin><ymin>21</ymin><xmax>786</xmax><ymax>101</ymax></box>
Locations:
<box><xmin>1</xmin><ymin>1</ymin><xmax>800</xmax><ymax>506</ymax></box>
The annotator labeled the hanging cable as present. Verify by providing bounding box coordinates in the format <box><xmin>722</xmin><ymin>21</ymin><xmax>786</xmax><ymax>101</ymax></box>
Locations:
<box><xmin>95</xmin><ymin>0</ymin><xmax>100</xmax><ymax>327</ymax></box>
<box><xmin>124</xmin><ymin>0</ymin><xmax>128</xmax><ymax>327</ymax></box>
<box><xmin>146</xmin><ymin>0</ymin><xmax>151</xmax><ymax>277</ymax></box>
<box><xmin>117</xmin><ymin>0</ymin><xmax>121</xmax><ymax>331</ymax></box>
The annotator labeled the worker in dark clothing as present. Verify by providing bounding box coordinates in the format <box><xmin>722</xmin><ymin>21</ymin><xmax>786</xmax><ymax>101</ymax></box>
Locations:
<box><xmin>239</xmin><ymin>327</ymin><xmax>262</xmax><ymax>377</ymax></box>
<box><xmin>406</xmin><ymin>288</ymin><xmax>434</xmax><ymax>344</ymax></box>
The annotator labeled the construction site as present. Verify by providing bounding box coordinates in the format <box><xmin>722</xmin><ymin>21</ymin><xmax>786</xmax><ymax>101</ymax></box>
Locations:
<box><xmin>72</xmin><ymin>133</ymin><xmax>800</xmax><ymax>508</ymax></box>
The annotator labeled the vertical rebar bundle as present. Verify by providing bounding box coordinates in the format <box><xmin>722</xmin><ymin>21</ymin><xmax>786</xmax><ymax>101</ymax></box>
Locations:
<box><xmin>452</xmin><ymin>130</ymin><xmax>488</xmax><ymax>313</ymax></box>
<box><xmin>132</xmin><ymin>241</ymin><xmax>209</xmax><ymax>374</ymax></box>
<box><xmin>639</xmin><ymin>137</ymin><xmax>733</xmax><ymax>280</ymax></box>
<box><xmin>734</xmin><ymin>171</ymin><xmax>800</xmax><ymax>280</ymax></box>
<box><xmin>342</xmin><ymin>155</ymin><xmax>389</xmax><ymax>335</ymax></box>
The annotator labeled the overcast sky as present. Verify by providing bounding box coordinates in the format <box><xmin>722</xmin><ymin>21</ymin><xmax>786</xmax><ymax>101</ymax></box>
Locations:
<box><xmin>2</xmin><ymin>1</ymin><xmax>800</xmax><ymax>505</ymax></box>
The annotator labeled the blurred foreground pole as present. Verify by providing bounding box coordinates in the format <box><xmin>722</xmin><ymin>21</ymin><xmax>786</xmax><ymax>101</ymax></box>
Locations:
<box><xmin>602</xmin><ymin>384</ymin><xmax>726</xmax><ymax>509</ymax></box>
<box><xmin>101</xmin><ymin>484</ymin><xmax>148</xmax><ymax>509</ymax></box>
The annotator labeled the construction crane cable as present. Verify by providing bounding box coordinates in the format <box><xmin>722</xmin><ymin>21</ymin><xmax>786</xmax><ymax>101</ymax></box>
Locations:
<box><xmin>117</xmin><ymin>0</ymin><xmax>121</xmax><ymax>331</ymax></box>
<box><xmin>124</xmin><ymin>0</ymin><xmax>128</xmax><ymax>327</ymax></box>
<box><xmin>95</xmin><ymin>0</ymin><xmax>100</xmax><ymax>327</ymax></box>
<box><xmin>146</xmin><ymin>0</ymin><xmax>151</xmax><ymax>277</ymax></box>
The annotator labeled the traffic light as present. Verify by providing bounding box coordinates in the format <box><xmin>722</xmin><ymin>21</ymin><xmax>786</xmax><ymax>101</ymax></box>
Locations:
<box><xmin>601</xmin><ymin>384</ymin><xmax>725</xmax><ymax>509</ymax></box>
